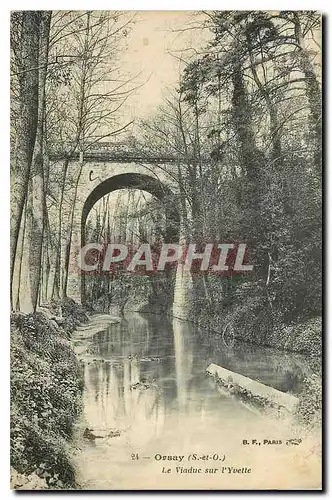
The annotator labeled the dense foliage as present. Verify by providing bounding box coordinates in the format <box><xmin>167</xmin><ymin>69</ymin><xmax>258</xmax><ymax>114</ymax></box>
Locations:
<box><xmin>11</xmin><ymin>309</ymin><xmax>85</xmax><ymax>488</ymax></box>
<box><xmin>138</xmin><ymin>11</ymin><xmax>322</xmax><ymax>338</ymax></box>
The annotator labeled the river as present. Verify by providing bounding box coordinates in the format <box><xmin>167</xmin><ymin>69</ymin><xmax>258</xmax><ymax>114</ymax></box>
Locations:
<box><xmin>73</xmin><ymin>313</ymin><xmax>321</xmax><ymax>490</ymax></box>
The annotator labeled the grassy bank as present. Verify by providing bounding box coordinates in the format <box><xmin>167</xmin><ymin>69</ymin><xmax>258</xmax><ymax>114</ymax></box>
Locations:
<box><xmin>296</xmin><ymin>374</ymin><xmax>322</xmax><ymax>429</ymax></box>
<box><xmin>192</xmin><ymin>302</ymin><xmax>321</xmax><ymax>356</ymax></box>
<box><xmin>194</xmin><ymin>306</ymin><xmax>322</xmax><ymax>429</ymax></box>
<box><xmin>10</xmin><ymin>299</ymin><xmax>88</xmax><ymax>490</ymax></box>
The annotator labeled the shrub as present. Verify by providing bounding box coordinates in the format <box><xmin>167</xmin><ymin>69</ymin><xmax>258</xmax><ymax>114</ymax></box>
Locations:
<box><xmin>11</xmin><ymin>309</ymin><xmax>84</xmax><ymax>489</ymax></box>
<box><xmin>296</xmin><ymin>374</ymin><xmax>322</xmax><ymax>428</ymax></box>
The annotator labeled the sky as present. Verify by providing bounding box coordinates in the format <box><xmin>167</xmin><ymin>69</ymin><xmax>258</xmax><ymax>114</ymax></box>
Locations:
<box><xmin>86</xmin><ymin>12</ymin><xmax>210</xmax><ymax>224</ymax></box>
<box><xmin>119</xmin><ymin>11</ymin><xmax>209</xmax><ymax>123</ymax></box>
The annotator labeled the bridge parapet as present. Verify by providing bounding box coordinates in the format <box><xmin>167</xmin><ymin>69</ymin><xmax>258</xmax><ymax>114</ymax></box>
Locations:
<box><xmin>49</xmin><ymin>143</ymin><xmax>210</xmax><ymax>165</ymax></box>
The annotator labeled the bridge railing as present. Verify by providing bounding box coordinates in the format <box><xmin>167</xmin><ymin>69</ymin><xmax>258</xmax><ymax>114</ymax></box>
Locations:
<box><xmin>48</xmin><ymin>146</ymin><xmax>211</xmax><ymax>164</ymax></box>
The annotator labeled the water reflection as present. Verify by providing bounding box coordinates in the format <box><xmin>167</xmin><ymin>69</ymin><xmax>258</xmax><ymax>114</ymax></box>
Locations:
<box><xmin>82</xmin><ymin>313</ymin><xmax>311</xmax><ymax>437</ymax></box>
<box><xmin>173</xmin><ymin>319</ymin><xmax>193</xmax><ymax>413</ymax></box>
<box><xmin>77</xmin><ymin>313</ymin><xmax>320</xmax><ymax>489</ymax></box>
<box><xmin>83</xmin><ymin>315</ymin><xmax>186</xmax><ymax>442</ymax></box>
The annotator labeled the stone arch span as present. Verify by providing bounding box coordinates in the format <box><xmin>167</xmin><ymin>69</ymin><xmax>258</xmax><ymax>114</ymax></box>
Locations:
<box><xmin>80</xmin><ymin>172</ymin><xmax>181</xmax><ymax>304</ymax></box>
<box><xmin>81</xmin><ymin>172</ymin><xmax>180</xmax><ymax>241</ymax></box>
<box><xmin>64</xmin><ymin>160</ymin><xmax>191</xmax><ymax>320</ymax></box>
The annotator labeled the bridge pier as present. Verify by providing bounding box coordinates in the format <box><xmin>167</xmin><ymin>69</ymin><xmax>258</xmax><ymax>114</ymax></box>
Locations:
<box><xmin>172</xmin><ymin>223</ymin><xmax>192</xmax><ymax>321</ymax></box>
<box><xmin>172</xmin><ymin>262</ymin><xmax>192</xmax><ymax>321</ymax></box>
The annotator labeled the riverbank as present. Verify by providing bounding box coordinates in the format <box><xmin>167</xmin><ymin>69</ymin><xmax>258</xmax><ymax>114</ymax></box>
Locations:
<box><xmin>10</xmin><ymin>299</ymin><xmax>89</xmax><ymax>490</ymax></box>
<box><xmin>74</xmin><ymin>314</ymin><xmax>121</xmax><ymax>341</ymax></box>
<box><xmin>194</xmin><ymin>309</ymin><xmax>321</xmax><ymax>356</ymax></box>
<box><xmin>191</xmin><ymin>309</ymin><xmax>322</xmax><ymax>429</ymax></box>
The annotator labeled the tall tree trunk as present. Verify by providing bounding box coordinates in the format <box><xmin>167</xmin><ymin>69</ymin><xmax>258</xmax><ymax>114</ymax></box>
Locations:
<box><xmin>177</xmin><ymin>97</ymin><xmax>199</xmax><ymax>236</ymax></box>
<box><xmin>231</xmin><ymin>64</ymin><xmax>263</xmax><ymax>183</ymax></box>
<box><xmin>245</xmin><ymin>38</ymin><xmax>282</xmax><ymax>166</ymax></box>
<box><xmin>246</xmin><ymin>35</ymin><xmax>292</xmax><ymax>217</ymax></box>
<box><xmin>231</xmin><ymin>62</ymin><xmax>268</xmax><ymax>274</ymax></box>
<box><xmin>193</xmin><ymin>100</ymin><xmax>205</xmax><ymax>239</ymax></box>
<box><xmin>28</xmin><ymin>11</ymin><xmax>52</xmax><ymax>312</ymax></box>
<box><xmin>52</xmin><ymin>159</ymin><xmax>69</xmax><ymax>300</ymax></box>
<box><xmin>40</xmin><ymin>208</ymin><xmax>51</xmax><ymax>305</ymax></box>
<box><xmin>293</xmin><ymin>13</ymin><xmax>322</xmax><ymax>176</ymax></box>
<box><xmin>14</xmin><ymin>199</ymin><xmax>28</xmax><ymax>311</ymax></box>
<box><xmin>39</xmin><ymin>146</ymin><xmax>51</xmax><ymax>305</ymax></box>
<box><xmin>10</xmin><ymin>11</ymin><xmax>40</xmax><ymax>309</ymax></box>
<box><xmin>62</xmin><ymin>161</ymin><xmax>84</xmax><ymax>297</ymax></box>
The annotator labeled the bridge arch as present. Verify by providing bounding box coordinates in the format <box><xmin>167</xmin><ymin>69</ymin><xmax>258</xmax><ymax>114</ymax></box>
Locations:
<box><xmin>81</xmin><ymin>172</ymin><xmax>180</xmax><ymax>241</ymax></box>
<box><xmin>64</xmin><ymin>159</ymin><xmax>190</xmax><ymax>319</ymax></box>
<box><xmin>80</xmin><ymin>172</ymin><xmax>180</xmax><ymax>304</ymax></box>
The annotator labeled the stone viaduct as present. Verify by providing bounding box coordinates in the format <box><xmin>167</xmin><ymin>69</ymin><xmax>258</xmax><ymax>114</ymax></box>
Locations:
<box><xmin>51</xmin><ymin>144</ymin><xmax>193</xmax><ymax>320</ymax></box>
